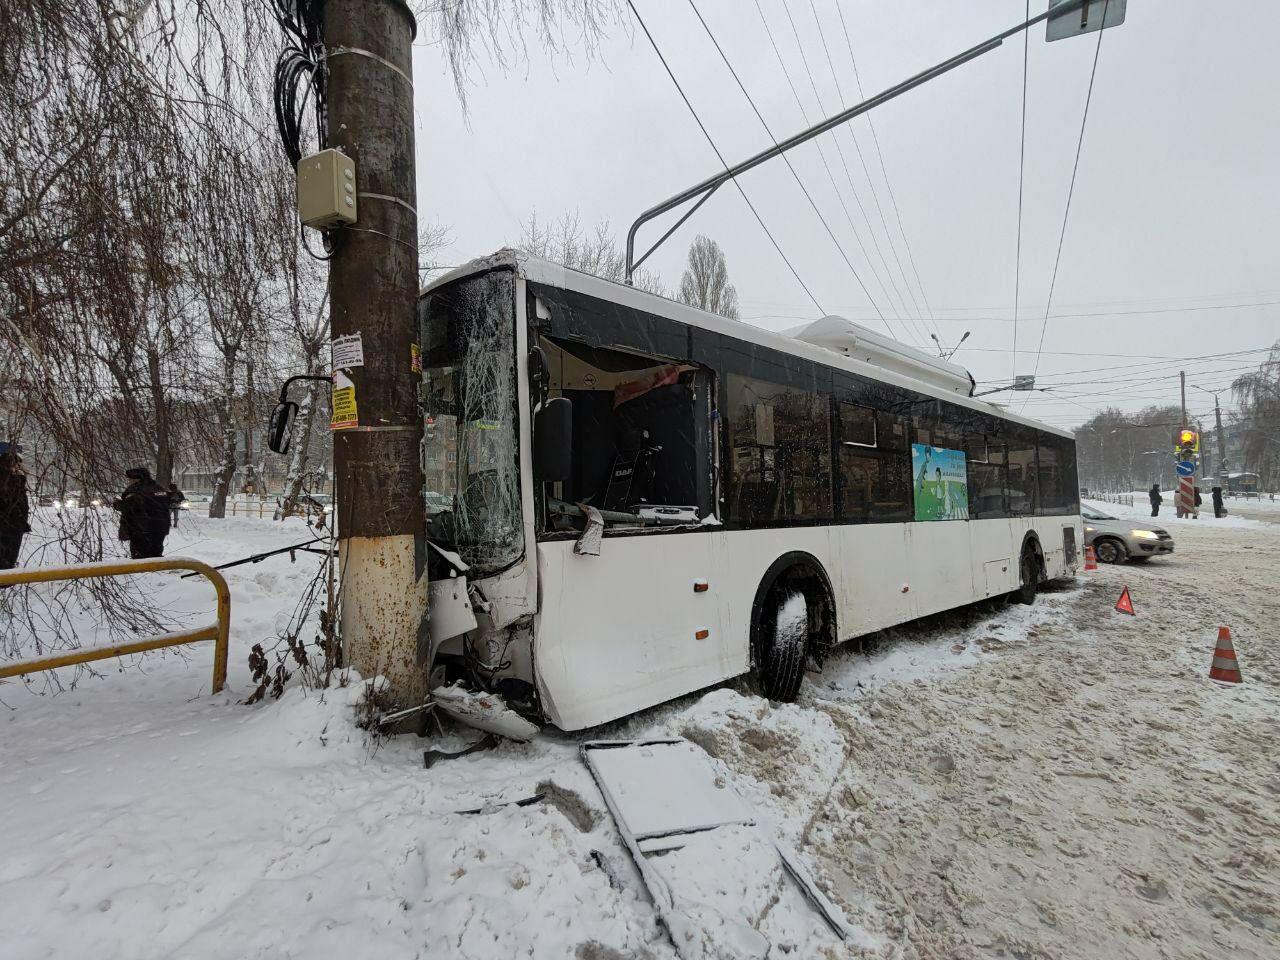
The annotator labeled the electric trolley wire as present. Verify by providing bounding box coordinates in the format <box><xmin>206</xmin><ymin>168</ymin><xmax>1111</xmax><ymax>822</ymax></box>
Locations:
<box><xmin>686</xmin><ymin>0</ymin><xmax>898</xmax><ymax>340</ymax></box>
<box><xmin>1021</xmin><ymin>0</ymin><xmax>1112</xmax><ymax>410</ymax></box>
<box><xmin>775</xmin><ymin>0</ymin><xmax>918</xmax><ymax>334</ymax></box>
<box><xmin>808</xmin><ymin>0</ymin><xmax>930</xmax><ymax>337</ymax></box>
<box><xmin>796</xmin><ymin>0</ymin><xmax>916</xmax><ymax>329</ymax></box>
<box><xmin>625</xmin><ymin>0</ymin><xmax>827</xmax><ymax>316</ymax></box>
<box><xmin>1012</xmin><ymin>0</ymin><xmax>1030</xmax><ymax>384</ymax></box>
<box><xmin>740</xmin><ymin>289</ymin><xmax>1280</xmax><ymax>319</ymax></box>
<box><xmin>749</xmin><ymin>0</ymin><xmax>914</xmax><ymax>344</ymax></box>
<box><xmin>832</xmin><ymin>0</ymin><xmax>939</xmax><ymax>338</ymax></box>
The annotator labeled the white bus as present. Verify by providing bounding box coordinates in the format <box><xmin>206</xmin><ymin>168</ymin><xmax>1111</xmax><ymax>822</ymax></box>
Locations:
<box><xmin>419</xmin><ymin>250</ymin><xmax>1081</xmax><ymax>731</ymax></box>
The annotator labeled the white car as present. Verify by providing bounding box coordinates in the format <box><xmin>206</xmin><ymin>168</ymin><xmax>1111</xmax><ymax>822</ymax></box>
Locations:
<box><xmin>1082</xmin><ymin>505</ymin><xmax>1174</xmax><ymax>563</ymax></box>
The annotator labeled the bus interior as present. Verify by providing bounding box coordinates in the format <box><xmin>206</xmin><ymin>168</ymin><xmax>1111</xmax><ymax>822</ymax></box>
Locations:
<box><xmin>537</xmin><ymin>336</ymin><xmax>716</xmax><ymax>535</ymax></box>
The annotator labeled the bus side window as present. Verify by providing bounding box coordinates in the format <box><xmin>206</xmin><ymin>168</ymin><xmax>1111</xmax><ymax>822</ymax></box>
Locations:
<box><xmin>1036</xmin><ymin>441</ymin><xmax>1064</xmax><ymax>514</ymax></box>
<box><xmin>1005</xmin><ymin>438</ymin><xmax>1039</xmax><ymax>515</ymax></box>
<box><xmin>837</xmin><ymin>403</ymin><xmax>911</xmax><ymax>522</ymax></box>
<box><xmin>726</xmin><ymin>375</ymin><xmax>833</xmax><ymax>524</ymax></box>
<box><xmin>968</xmin><ymin>439</ymin><xmax>1008</xmax><ymax>519</ymax></box>
<box><xmin>1036</xmin><ymin>433</ymin><xmax>1079</xmax><ymax>514</ymax></box>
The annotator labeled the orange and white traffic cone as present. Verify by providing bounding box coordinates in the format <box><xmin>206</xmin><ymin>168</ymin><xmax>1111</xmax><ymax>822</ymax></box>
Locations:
<box><xmin>1084</xmin><ymin>545</ymin><xmax>1098</xmax><ymax>571</ymax></box>
<box><xmin>1208</xmin><ymin>626</ymin><xmax>1243</xmax><ymax>684</ymax></box>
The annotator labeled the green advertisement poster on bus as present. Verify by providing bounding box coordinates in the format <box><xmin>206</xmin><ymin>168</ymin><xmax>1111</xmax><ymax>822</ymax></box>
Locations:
<box><xmin>911</xmin><ymin>444</ymin><xmax>969</xmax><ymax>521</ymax></box>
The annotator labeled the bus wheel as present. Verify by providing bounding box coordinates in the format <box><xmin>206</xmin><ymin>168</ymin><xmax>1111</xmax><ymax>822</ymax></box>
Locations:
<box><xmin>1014</xmin><ymin>547</ymin><xmax>1039</xmax><ymax>605</ymax></box>
<box><xmin>757</xmin><ymin>588</ymin><xmax>810</xmax><ymax>702</ymax></box>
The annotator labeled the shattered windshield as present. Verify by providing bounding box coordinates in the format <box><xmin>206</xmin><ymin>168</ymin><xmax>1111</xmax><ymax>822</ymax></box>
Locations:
<box><xmin>419</xmin><ymin>269</ymin><xmax>522</xmax><ymax>575</ymax></box>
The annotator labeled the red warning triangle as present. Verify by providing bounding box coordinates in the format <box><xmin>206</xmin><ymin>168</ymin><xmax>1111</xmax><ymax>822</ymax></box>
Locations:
<box><xmin>1114</xmin><ymin>586</ymin><xmax>1135</xmax><ymax>616</ymax></box>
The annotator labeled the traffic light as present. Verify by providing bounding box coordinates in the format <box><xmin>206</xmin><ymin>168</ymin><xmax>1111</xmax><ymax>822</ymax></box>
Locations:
<box><xmin>1172</xmin><ymin>428</ymin><xmax>1200</xmax><ymax>457</ymax></box>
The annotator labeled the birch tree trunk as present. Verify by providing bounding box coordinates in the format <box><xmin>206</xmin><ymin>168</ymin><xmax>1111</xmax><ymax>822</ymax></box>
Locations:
<box><xmin>208</xmin><ymin>348</ymin><xmax>238</xmax><ymax>519</ymax></box>
<box><xmin>275</xmin><ymin>372</ymin><xmax>320</xmax><ymax>520</ymax></box>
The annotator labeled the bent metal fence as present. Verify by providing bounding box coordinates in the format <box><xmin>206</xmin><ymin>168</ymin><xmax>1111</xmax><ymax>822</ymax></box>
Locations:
<box><xmin>0</xmin><ymin>557</ymin><xmax>231</xmax><ymax>693</ymax></box>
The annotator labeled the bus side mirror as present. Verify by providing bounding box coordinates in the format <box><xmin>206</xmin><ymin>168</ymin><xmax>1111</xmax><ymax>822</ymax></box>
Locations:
<box><xmin>268</xmin><ymin>401</ymin><xmax>299</xmax><ymax>455</ymax></box>
<box><xmin>533</xmin><ymin>397</ymin><xmax>572</xmax><ymax>482</ymax></box>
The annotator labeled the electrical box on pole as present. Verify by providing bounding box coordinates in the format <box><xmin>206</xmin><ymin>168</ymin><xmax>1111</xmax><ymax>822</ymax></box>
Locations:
<box><xmin>1046</xmin><ymin>0</ymin><xmax>1127</xmax><ymax>42</ymax></box>
<box><xmin>297</xmin><ymin>148</ymin><xmax>358</xmax><ymax>229</ymax></box>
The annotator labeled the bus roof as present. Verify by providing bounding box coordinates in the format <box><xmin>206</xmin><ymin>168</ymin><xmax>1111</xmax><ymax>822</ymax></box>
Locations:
<box><xmin>422</xmin><ymin>249</ymin><xmax>1073</xmax><ymax>440</ymax></box>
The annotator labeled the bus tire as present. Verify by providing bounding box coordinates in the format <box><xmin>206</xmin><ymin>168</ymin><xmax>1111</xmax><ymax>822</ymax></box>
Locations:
<box><xmin>758</xmin><ymin>588</ymin><xmax>808</xmax><ymax>702</ymax></box>
<box><xmin>1014</xmin><ymin>545</ymin><xmax>1039</xmax><ymax>605</ymax></box>
<box><xmin>750</xmin><ymin>554</ymin><xmax>835</xmax><ymax>703</ymax></box>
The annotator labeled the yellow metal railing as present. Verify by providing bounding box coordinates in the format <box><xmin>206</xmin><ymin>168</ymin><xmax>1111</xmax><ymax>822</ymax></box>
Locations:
<box><xmin>0</xmin><ymin>557</ymin><xmax>231</xmax><ymax>693</ymax></box>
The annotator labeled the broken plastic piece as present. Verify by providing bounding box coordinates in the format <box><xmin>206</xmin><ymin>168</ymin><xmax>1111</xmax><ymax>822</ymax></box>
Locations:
<box><xmin>431</xmin><ymin>683</ymin><xmax>539</xmax><ymax>741</ymax></box>
<box><xmin>574</xmin><ymin>503</ymin><xmax>604</xmax><ymax>556</ymax></box>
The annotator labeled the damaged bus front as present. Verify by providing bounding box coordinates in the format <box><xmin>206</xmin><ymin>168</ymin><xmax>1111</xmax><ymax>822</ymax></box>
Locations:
<box><xmin>419</xmin><ymin>254</ymin><xmax>723</xmax><ymax>732</ymax></box>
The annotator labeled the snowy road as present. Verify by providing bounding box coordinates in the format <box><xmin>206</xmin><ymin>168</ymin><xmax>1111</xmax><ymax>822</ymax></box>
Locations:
<box><xmin>796</xmin><ymin>506</ymin><xmax>1280</xmax><ymax>958</ymax></box>
<box><xmin>1</xmin><ymin>510</ymin><xmax>1277</xmax><ymax>958</ymax></box>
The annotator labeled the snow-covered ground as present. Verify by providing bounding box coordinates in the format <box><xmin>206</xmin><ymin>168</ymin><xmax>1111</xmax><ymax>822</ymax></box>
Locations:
<box><xmin>2</xmin><ymin>510</ymin><xmax>1277</xmax><ymax>958</ymax></box>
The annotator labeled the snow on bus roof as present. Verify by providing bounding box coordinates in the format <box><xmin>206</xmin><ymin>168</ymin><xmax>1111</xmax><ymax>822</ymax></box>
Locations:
<box><xmin>422</xmin><ymin>249</ymin><xmax>1072</xmax><ymax>439</ymax></box>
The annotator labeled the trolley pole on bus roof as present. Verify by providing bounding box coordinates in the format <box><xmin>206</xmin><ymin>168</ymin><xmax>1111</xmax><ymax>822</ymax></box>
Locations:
<box><xmin>323</xmin><ymin>0</ymin><xmax>429</xmax><ymax>711</ymax></box>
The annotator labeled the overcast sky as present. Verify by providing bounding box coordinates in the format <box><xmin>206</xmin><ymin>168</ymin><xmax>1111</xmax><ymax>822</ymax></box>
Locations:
<box><xmin>407</xmin><ymin>0</ymin><xmax>1279</xmax><ymax>431</ymax></box>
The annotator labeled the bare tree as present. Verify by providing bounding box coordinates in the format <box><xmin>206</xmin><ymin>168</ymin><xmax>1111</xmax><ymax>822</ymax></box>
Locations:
<box><xmin>518</xmin><ymin>211</ymin><xmax>666</xmax><ymax>295</ymax></box>
<box><xmin>417</xmin><ymin>0</ymin><xmax>621</xmax><ymax>107</ymax></box>
<box><xmin>1232</xmin><ymin>341</ymin><xmax>1280</xmax><ymax>490</ymax></box>
<box><xmin>678</xmin><ymin>234</ymin><xmax>740</xmax><ymax>320</ymax></box>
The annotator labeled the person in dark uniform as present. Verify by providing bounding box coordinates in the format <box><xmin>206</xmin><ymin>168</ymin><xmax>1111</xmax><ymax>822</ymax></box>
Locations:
<box><xmin>1148</xmin><ymin>483</ymin><xmax>1162</xmax><ymax>518</ymax></box>
<box><xmin>1211</xmin><ymin>485</ymin><xmax>1225</xmax><ymax>518</ymax></box>
<box><xmin>114</xmin><ymin>467</ymin><xmax>171</xmax><ymax>559</ymax></box>
<box><xmin>0</xmin><ymin>444</ymin><xmax>30</xmax><ymax>569</ymax></box>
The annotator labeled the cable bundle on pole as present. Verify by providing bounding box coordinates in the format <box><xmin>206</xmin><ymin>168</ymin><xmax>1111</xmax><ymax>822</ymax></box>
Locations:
<box><xmin>271</xmin><ymin>0</ymin><xmax>328</xmax><ymax>168</ymax></box>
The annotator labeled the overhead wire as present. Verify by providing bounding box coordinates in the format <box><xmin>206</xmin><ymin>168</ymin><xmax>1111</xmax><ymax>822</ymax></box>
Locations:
<box><xmin>625</xmin><ymin>0</ymin><xmax>826</xmax><ymax>315</ymax></box>
<box><xmin>749</xmin><ymin>0</ymin><xmax>910</xmax><ymax>342</ymax></box>
<box><xmin>808</xmin><ymin>0</ymin><xmax>932</xmax><ymax>338</ymax></box>
<box><xmin>1021</xmin><ymin>0</ymin><xmax>1112</xmax><ymax>410</ymax></box>
<box><xmin>775</xmin><ymin>0</ymin><xmax>923</xmax><ymax>338</ymax></box>
<box><xmin>1012</xmin><ymin>0</ymin><xmax>1030</xmax><ymax>383</ymax></box>
<box><xmin>686</xmin><ymin>0</ymin><xmax>897</xmax><ymax>339</ymax></box>
<box><xmin>831</xmin><ymin>0</ymin><xmax>938</xmax><ymax>338</ymax></box>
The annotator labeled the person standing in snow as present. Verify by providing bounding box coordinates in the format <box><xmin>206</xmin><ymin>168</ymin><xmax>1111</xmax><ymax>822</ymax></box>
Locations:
<box><xmin>1149</xmin><ymin>483</ymin><xmax>1162</xmax><ymax>518</ymax></box>
<box><xmin>1211</xmin><ymin>485</ymin><xmax>1225</xmax><ymax>518</ymax></box>
<box><xmin>1193</xmin><ymin>486</ymin><xmax>1203</xmax><ymax>518</ymax></box>
<box><xmin>114</xmin><ymin>467</ymin><xmax>171</xmax><ymax>559</ymax></box>
<box><xmin>0</xmin><ymin>444</ymin><xmax>31</xmax><ymax>570</ymax></box>
<box><xmin>167</xmin><ymin>482</ymin><xmax>186</xmax><ymax>529</ymax></box>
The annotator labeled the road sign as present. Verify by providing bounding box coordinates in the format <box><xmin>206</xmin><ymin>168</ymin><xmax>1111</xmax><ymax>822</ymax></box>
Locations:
<box><xmin>1047</xmin><ymin>0</ymin><xmax>1127</xmax><ymax>42</ymax></box>
<box><xmin>1176</xmin><ymin>460</ymin><xmax>1196</xmax><ymax>478</ymax></box>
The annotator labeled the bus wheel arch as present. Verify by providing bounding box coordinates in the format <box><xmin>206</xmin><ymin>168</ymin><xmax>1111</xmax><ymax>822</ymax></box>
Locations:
<box><xmin>749</xmin><ymin>552</ymin><xmax>836</xmax><ymax>702</ymax></box>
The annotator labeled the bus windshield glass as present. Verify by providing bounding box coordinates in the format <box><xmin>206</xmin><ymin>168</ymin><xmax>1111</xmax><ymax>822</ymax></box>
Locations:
<box><xmin>418</xmin><ymin>269</ymin><xmax>522</xmax><ymax>574</ymax></box>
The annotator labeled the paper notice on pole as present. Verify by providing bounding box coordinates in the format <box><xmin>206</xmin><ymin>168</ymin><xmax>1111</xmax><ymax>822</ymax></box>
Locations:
<box><xmin>410</xmin><ymin>342</ymin><xmax>422</xmax><ymax>373</ymax></box>
<box><xmin>331</xmin><ymin>333</ymin><xmax>364</xmax><ymax>370</ymax></box>
<box><xmin>330</xmin><ymin>371</ymin><xmax>358</xmax><ymax>431</ymax></box>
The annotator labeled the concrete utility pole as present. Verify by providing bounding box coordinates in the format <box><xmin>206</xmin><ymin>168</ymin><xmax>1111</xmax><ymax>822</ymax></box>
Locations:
<box><xmin>324</xmin><ymin>0</ymin><xmax>428</xmax><ymax>708</ymax></box>
<box><xmin>1192</xmin><ymin>384</ymin><xmax>1230</xmax><ymax>487</ymax></box>
<box><xmin>1214</xmin><ymin>395</ymin><xmax>1228</xmax><ymax>484</ymax></box>
<box><xmin>1180</xmin><ymin>370</ymin><xmax>1187</xmax><ymax>428</ymax></box>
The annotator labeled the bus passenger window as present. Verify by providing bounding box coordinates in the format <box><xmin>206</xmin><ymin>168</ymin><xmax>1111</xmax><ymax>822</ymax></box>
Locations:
<box><xmin>1005</xmin><ymin>439</ymin><xmax>1038</xmax><ymax>515</ymax></box>
<box><xmin>837</xmin><ymin>405</ymin><xmax>911</xmax><ymax>522</ymax></box>
<box><xmin>727</xmin><ymin>375</ymin><xmax>832</xmax><ymax>524</ymax></box>
<box><xmin>969</xmin><ymin>442</ymin><xmax>1008</xmax><ymax>518</ymax></box>
<box><xmin>1036</xmin><ymin>435</ymin><xmax>1077</xmax><ymax>513</ymax></box>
